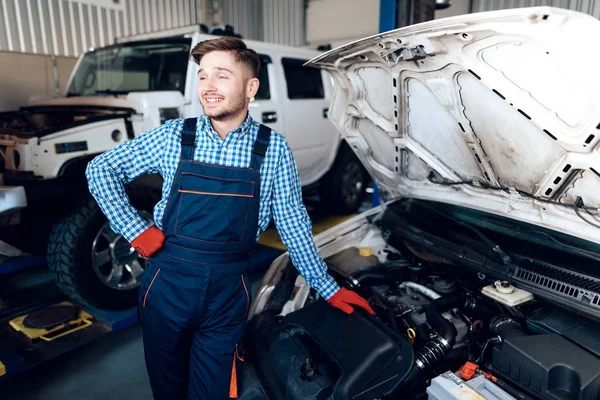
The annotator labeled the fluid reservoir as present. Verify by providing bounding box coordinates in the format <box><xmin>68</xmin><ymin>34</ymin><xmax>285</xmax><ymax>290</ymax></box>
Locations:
<box><xmin>324</xmin><ymin>246</ymin><xmax>380</xmax><ymax>277</ymax></box>
<box><xmin>481</xmin><ymin>281</ymin><xmax>533</xmax><ymax>307</ymax></box>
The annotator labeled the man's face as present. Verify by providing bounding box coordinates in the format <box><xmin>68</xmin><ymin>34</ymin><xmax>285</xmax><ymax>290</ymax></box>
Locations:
<box><xmin>197</xmin><ymin>51</ymin><xmax>256</xmax><ymax>121</ymax></box>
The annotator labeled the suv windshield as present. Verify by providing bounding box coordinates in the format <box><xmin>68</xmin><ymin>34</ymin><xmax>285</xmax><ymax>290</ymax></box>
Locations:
<box><xmin>67</xmin><ymin>37</ymin><xmax>192</xmax><ymax>97</ymax></box>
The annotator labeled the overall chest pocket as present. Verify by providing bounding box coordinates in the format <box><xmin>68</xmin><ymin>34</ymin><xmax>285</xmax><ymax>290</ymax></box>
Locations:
<box><xmin>175</xmin><ymin>172</ymin><xmax>255</xmax><ymax>243</ymax></box>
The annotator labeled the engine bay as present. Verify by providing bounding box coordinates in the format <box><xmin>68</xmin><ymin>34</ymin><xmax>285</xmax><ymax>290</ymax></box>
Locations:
<box><xmin>248</xmin><ymin>200</ymin><xmax>600</xmax><ymax>400</ymax></box>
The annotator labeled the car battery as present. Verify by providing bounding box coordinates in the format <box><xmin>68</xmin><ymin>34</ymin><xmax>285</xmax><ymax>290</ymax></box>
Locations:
<box><xmin>427</xmin><ymin>370</ymin><xmax>516</xmax><ymax>400</ymax></box>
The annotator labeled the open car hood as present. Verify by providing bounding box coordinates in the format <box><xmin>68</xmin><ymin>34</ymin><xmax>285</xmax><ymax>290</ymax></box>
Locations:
<box><xmin>306</xmin><ymin>7</ymin><xmax>600</xmax><ymax>245</ymax></box>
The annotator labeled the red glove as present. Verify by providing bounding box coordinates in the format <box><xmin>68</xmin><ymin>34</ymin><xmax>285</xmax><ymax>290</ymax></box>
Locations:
<box><xmin>327</xmin><ymin>287</ymin><xmax>375</xmax><ymax>315</ymax></box>
<box><xmin>131</xmin><ymin>226</ymin><xmax>165</xmax><ymax>258</ymax></box>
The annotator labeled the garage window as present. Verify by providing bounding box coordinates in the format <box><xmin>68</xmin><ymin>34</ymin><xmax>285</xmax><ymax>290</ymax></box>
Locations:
<box><xmin>282</xmin><ymin>57</ymin><xmax>324</xmax><ymax>99</ymax></box>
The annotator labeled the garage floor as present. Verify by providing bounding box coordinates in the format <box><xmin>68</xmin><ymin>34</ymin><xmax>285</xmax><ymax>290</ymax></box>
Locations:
<box><xmin>0</xmin><ymin>323</ymin><xmax>152</xmax><ymax>400</ymax></box>
<box><xmin>0</xmin><ymin>196</ymin><xmax>375</xmax><ymax>400</ymax></box>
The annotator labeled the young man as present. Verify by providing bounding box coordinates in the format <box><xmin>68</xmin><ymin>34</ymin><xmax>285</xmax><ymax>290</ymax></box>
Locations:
<box><xmin>86</xmin><ymin>37</ymin><xmax>374</xmax><ymax>399</ymax></box>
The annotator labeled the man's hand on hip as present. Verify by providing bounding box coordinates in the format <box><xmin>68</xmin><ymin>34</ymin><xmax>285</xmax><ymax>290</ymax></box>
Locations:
<box><xmin>131</xmin><ymin>226</ymin><xmax>165</xmax><ymax>258</ymax></box>
<box><xmin>327</xmin><ymin>287</ymin><xmax>375</xmax><ymax>315</ymax></box>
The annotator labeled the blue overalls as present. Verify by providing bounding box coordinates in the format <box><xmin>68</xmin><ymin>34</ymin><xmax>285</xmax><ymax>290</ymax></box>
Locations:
<box><xmin>138</xmin><ymin>117</ymin><xmax>271</xmax><ymax>399</ymax></box>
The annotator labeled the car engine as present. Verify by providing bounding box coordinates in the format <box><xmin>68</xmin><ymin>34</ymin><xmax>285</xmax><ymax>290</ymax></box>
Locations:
<box><xmin>249</xmin><ymin>241</ymin><xmax>600</xmax><ymax>400</ymax></box>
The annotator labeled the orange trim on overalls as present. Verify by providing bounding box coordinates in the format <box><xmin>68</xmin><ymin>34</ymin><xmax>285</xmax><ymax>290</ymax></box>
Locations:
<box><xmin>229</xmin><ymin>344</ymin><xmax>244</xmax><ymax>398</ymax></box>
<box><xmin>229</xmin><ymin>355</ymin><xmax>238</xmax><ymax>398</ymax></box>
<box><xmin>241</xmin><ymin>275</ymin><xmax>250</xmax><ymax>315</ymax></box>
<box><xmin>178</xmin><ymin>189</ymin><xmax>253</xmax><ymax>198</ymax></box>
<box><xmin>143</xmin><ymin>268</ymin><xmax>161</xmax><ymax>307</ymax></box>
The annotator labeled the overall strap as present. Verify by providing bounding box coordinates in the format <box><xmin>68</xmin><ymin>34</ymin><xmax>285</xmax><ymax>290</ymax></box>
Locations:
<box><xmin>180</xmin><ymin>118</ymin><xmax>198</xmax><ymax>161</ymax></box>
<box><xmin>249</xmin><ymin>124</ymin><xmax>271</xmax><ymax>170</ymax></box>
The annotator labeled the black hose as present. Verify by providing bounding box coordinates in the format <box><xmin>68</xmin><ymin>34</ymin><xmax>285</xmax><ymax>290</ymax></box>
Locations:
<box><xmin>425</xmin><ymin>294</ymin><xmax>461</xmax><ymax>348</ymax></box>
<box><xmin>463</xmin><ymin>296</ymin><xmax>501</xmax><ymax>320</ymax></box>
<box><xmin>490</xmin><ymin>316</ymin><xmax>526</xmax><ymax>340</ymax></box>
<box><xmin>349</xmin><ymin>270</ymin><xmax>391</xmax><ymax>287</ymax></box>
<box><xmin>344</xmin><ymin>263</ymin><xmax>409</xmax><ymax>290</ymax></box>
<box><xmin>415</xmin><ymin>294</ymin><xmax>464</xmax><ymax>371</ymax></box>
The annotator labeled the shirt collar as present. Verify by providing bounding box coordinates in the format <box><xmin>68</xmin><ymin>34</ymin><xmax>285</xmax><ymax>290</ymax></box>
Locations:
<box><xmin>199</xmin><ymin>113</ymin><xmax>254</xmax><ymax>140</ymax></box>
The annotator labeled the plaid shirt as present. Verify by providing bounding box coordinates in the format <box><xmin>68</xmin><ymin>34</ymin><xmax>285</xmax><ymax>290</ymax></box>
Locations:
<box><xmin>86</xmin><ymin>114</ymin><xmax>340</xmax><ymax>300</ymax></box>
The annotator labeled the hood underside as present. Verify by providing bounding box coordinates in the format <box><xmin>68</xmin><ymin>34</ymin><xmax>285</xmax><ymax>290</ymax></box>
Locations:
<box><xmin>307</xmin><ymin>7</ymin><xmax>600</xmax><ymax>245</ymax></box>
<box><xmin>0</xmin><ymin>105</ymin><xmax>133</xmax><ymax>139</ymax></box>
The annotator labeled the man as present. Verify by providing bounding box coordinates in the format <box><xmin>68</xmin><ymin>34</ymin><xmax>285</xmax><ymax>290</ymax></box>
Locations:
<box><xmin>86</xmin><ymin>37</ymin><xmax>374</xmax><ymax>399</ymax></box>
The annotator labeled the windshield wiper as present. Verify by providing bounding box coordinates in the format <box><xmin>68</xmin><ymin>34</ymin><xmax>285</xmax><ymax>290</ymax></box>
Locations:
<box><xmin>419</xmin><ymin>203</ymin><xmax>513</xmax><ymax>265</ymax></box>
<box><xmin>374</xmin><ymin>207</ymin><xmax>511</xmax><ymax>277</ymax></box>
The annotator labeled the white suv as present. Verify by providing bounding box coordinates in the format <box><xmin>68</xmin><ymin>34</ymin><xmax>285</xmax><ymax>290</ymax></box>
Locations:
<box><xmin>0</xmin><ymin>26</ymin><xmax>370</xmax><ymax>311</ymax></box>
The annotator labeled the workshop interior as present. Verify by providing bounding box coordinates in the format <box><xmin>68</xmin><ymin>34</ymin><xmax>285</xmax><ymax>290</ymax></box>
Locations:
<box><xmin>2</xmin><ymin>0</ymin><xmax>600</xmax><ymax>399</ymax></box>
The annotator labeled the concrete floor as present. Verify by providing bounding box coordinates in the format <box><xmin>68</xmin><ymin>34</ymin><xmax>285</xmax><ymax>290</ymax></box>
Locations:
<box><xmin>0</xmin><ymin>323</ymin><xmax>152</xmax><ymax>400</ymax></box>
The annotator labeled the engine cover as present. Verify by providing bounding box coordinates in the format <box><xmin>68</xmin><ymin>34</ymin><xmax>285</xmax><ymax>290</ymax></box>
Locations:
<box><xmin>250</xmin><ymin>299</ymin><xmax>416</xmax><ymax>399</ymax></box>
<box><xmin>492</xmin><ymin>334</ymin><xmax>600</xmax><ymax>400</ymax></box>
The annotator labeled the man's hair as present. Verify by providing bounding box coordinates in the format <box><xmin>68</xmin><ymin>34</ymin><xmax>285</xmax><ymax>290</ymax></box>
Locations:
<box><xmin>190</xmin><ymin>37</ymin><xmax>260</xmax><ymax>79</ymax></box>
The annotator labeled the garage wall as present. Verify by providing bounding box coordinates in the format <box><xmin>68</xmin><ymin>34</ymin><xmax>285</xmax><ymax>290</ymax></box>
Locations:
<box><xmin>221</xmin><ymin>0</ymin><xmax>306</xmax><ymax>46</ymax></box>
<box><xmin>471</xmin><ymin>0</ymin><xmax>600</xmax><ymax>18</ymax></box>
<box><xmin>306</xmin><ymin>0</ymin><xmax>380</xmax><ymax>47</ymax></box>
<box><xmin>0</xmin><ymin>51</ymin><xmax>76</xmax><ymax>111</ymax></box>
<box><xmin>0</xmin><ymin>0</ymin><xmax>203</xmax><ymax>57</ymax></box>
<box><xmin>435</xmin><ymin>0</ymin><xmax>470</xmax><ymax>19</ymax></box>
<box><xmin>0</xmin><ymin>0</ymin><xmax>308</xmax><ymax>56</ymax></box>
<box><xmin>305</xmin><ymin>0</ymin><xmax>442</xmax><ymax>48</ymax></box>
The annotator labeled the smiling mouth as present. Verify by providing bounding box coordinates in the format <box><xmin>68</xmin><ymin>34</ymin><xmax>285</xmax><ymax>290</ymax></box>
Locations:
<box><xmin>205</xmin><ymin>98</ymin><xmax>224</xmax><ymax>103</ymax></box>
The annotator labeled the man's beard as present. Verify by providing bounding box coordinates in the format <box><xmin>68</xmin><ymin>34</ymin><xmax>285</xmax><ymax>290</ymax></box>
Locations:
<box><xmin>202</xmin><ymin>88</ymin><xmax>246</xmax><ymax>122</ymax></box>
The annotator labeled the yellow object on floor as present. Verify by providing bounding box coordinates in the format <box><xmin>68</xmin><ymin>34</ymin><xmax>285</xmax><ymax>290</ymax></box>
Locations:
<box><xmin>258</xmin><ymin>214</ymin><xmax>356</xmax><ymax>251</ymax></box>
<box><xmin>9</xmin><ymin>301</ymin><xmax>94</xmax><ymax>342</ymax></box>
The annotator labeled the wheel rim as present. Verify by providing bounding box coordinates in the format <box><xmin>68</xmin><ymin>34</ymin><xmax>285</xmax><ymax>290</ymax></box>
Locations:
<box><xmin>91</xmin><ymin>211</ymin><xmax>153</xmax><ymax>291</ymax></box>
<box><xmin>341</xmin><ymin>161</ymin><xmax>365</xmax><ymax>207</ymax></box>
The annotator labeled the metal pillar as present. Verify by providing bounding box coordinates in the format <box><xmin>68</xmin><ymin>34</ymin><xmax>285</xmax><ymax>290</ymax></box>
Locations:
<box><xmin>379</xmin><ymin>0</ymin><xmax>397</xmax><ymax>33</ymax></box>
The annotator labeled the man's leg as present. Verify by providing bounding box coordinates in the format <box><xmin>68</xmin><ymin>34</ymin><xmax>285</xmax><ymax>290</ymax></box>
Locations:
<box><xmin>140</xmin><ymin>309</ymin><xmax>192</xmax><ymax>399</ymax></box>
<box><xmin>188</xmin><ymin>272</ymin><xmax>250</xmax><ymax>399</ymax></box>
<box><xmin>139</xmin><ymin>264</ymin><xmax>199</xmax><ymax>399</ymax></box>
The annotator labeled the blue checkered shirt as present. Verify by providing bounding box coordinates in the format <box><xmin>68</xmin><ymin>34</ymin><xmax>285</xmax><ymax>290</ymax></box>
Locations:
<box><xmin>86</xmin><ymin>114</ymin><xmax>340</xmax><ymax>300</ymax></box>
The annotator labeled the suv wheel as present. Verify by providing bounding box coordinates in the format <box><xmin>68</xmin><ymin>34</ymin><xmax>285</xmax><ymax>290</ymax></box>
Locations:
<box><xmin>47</xmin><ymin>196</ymin><xmax>154</xmax><ymax>311</ymax></box>
<box><xmin>319</xmin><ymin>142</ymin><xmax>369</xmax><ymax>214</ymax></box>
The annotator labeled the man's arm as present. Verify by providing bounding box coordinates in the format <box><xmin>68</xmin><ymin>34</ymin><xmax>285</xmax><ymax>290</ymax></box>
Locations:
<box><xmin>271</xmin><ymin>142</ymin><xmax>375</xmax><ymax>314</ymax></box>
<box><xmin>271</xmin><ymin>142</ymin><xmax>340</xmax><ymax>300</ymax></box>
<box><xmin>85</xmin><ymin>121</ymin><xmax>171</xmax><ymax>243</ymax></box>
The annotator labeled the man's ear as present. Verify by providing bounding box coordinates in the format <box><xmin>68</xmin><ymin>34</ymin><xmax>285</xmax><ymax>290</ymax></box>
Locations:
<box><xmin>246</xmin><ymin>77</ymin><xmax>260</xmax><ymax>100</ymax></box>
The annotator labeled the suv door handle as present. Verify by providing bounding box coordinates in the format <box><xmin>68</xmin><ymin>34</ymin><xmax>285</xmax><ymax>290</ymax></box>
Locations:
<box><xmin>262</xmin><ymin>111</ymin><xmax>277</xmax><ymax>123</ymax></box>
<box><xmin>323</xmin><ymin>108</ymin><xmax>329</xmax><ymax>118</ymax></box>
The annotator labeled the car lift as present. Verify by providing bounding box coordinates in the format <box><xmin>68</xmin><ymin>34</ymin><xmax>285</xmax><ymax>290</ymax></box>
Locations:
<box><xmin>0</xmin><ymin>253</ymin><xmax>141</xmax><ymax>382</ymax></box>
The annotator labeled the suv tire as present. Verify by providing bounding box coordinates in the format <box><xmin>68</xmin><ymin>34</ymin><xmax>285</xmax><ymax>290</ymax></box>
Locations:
<box><xmin>319</xmin><ymin>142</ymin><xmax>369</xmax><ymax>214</ymax></box>
<box><xmin>47</xmin><ymin>195</ymin><xmax>154</xmax><ymax>311</ymax></box>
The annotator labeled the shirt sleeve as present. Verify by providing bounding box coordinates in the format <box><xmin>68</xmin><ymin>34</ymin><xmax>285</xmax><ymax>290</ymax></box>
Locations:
<box><xmin>271</xmin><ymin>141</ymin><xmax>340</xmax><ymax>300</ymax></box>
<box><xmin>85</xmin><ymin>120</ymin><xmax>173</xmax><ymax>242</ymax></box>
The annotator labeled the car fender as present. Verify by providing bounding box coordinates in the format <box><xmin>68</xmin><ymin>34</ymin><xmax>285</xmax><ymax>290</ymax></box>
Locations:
<box><xmin>31</xmin><ymin>118</ymin><xmax>131</xmax><ymax>179</ymax></box>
